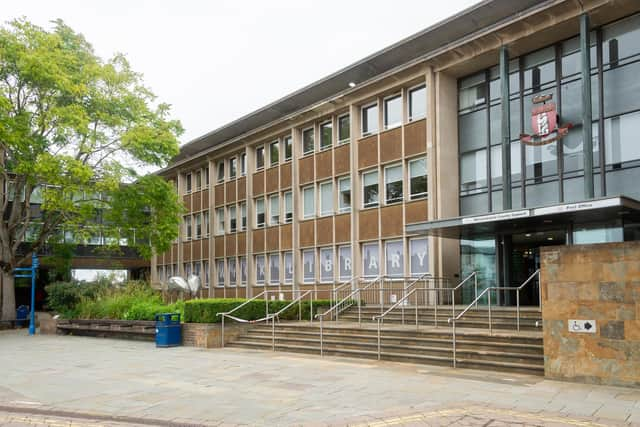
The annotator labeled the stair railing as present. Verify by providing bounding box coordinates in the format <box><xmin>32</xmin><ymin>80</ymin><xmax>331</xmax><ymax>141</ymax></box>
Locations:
<box><xmin>216</xmin><ymin>289</ymin><xmax>313</xmax><ymax>348</ymax></box>
<box><xmin>371</xmin><ymin>286</ymin><xmax>452</xmax><ymax>361</ymax></box>
<box><xmin>450</xmin><ymin>271</ymin><xmax>477</xmax><ymax>320</ymax></box>
<box><xmin>332</xmin><ymin>276</ymin><xmax>361</xmax><ymax>306</ymax></box>
<box><xmin>315</xmin><ymin>287</ymin><xmax>364</xmax><ymax>356</ymax></box>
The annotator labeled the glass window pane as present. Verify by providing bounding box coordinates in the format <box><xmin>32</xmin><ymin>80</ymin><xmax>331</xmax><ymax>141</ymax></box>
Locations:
<box><xmin>605</xmin><ymin>111</ymin><xmax>640</xmax><ymax>165</ymax></box>
<box><xmin>409</xmin><ymin>86</ymin><xmax>426</xmax><ymax>120</ymax></box>
<box><xmin>229</xmin><ymin>206</ymin><xmax>236</xmax><ymax>232</ymax></box>
<box><xmin>363</xmin><ymin>170</ymin><xmax>379</xmax><ymax>208</ymax></box>
<box><xmin>320</xmin><ymin>122</ymin><xmax>332</xmax><ymax>149</ymax></box>
<box><xmin>269</xmin><ymin>254</ymin><xmax>279</xmax><ymax>284</ymax></box>
<box><xmin>384</xmin><ymin>95</ymin><xmax>402</xmax><ymax>128</ymax></box>
<box><xmin>217</xmin><ymin>162</ymin><xmax>224</xmax><ymax>182</ymax></box>
<box><xmin>269</xmin><ymin>195</ymin><xmax>279</xmax><ymax>225</ymax></box>
<box><xmin>229</xmin><ymin>158</ymin><xmax>237</xmax><ymax>179</ymax></box>
<box><xmin>284</xmin><ymin>136</ymin><xmax>292</xmax><ymax>160</ymax></box>
<box><xmin>303</xmin><ymin>250</ymin><xmax>315</xmax><ymax>283</ymax></box>
<box><xmin>240</xmin><ymin>257</ymin><xmax>247</xmax><ymax>285</ymax></box>
<box><xmin>385</xmin><ymin>240</ymin><xmax>404</xmax><ymax>277</ymax></box>
<box><xmin>240</xmin><ymin>202</ymin><xmax>247</xmax><ymax>230</ymax></box>
<box><xmin>303</xmin><ymin>187</ymin><xmax>314</xmax><ymax>218</ymax></box>
<box><xmin>409</xmin><ymin>158</ymin><xmax>427</xmax><ymax>199</ymax></box>
<box><xmin>338</xmin><ymin>246</ymin><xmax>352</xmax><ymax>281</ymax></box>
<box><xmin>284</xmin><ymin>252</ymin><xmax>293</xmax><ymax>283</ymax></box>
<box><xmin>216</xmin><ymin>260</ymin><xmax>225</xmax><ymax>287</ymax></box>
<box><xmin>338</xmin><ymin>177</ymin><xmax>351</xmax><ymax>212</ymax></box>
<box><xmin>603</xmin><ymin>14</ymin><xmax>640</xmax><ymax>65</ymax></box>
<box><xmin>256</xmin><ymin>255</ymin><xmax>265</xmax><ymax>284</ymax></box>
<box><xmin>362</xmin><ymin>242</ymin><xmax>379</xmax><ymax>278</ymax></box>
<box><xmin>338</xmin><ymin>115</ymin><xmax>350</xmax><ymax>143</ymax></box>
<box><xmin>603</xmin><ymin>61</ymin><xmax>640</xmax><ymax>117</ymax></box>
<box><xmin>256</xmin><ymin>147</ymin><xmax>264</xmax><ymax>169</ymax></box>
<box><xmin>459</xmin><ymin>110</ymin><xmax>488</xmax><ymax>152</ymax></box>
<box><xmin>459</xmin><ymin>72</ymin><xmax>486</xmax><ymax>111</ymax></box>
<box><xmin>460</xmin><ymin>150</ymin><xmax>487</xmax><ymax>191</ymax></box>
<box><xmin>270</xmin><ymin>141</ymin><xmax>279</xmax><ymax>166</ymax></box>
<box><xmin>241</xmin><ymin>153</ymin><xmax>247</xmax><ymax>175</ymax></box>
<box><xmin>303</xmin><ymin>128</ymin><xmax>314</xmax><ymax>154</ymax></box>
<box><xmin>362</xmin><ymin>104</ymin><xmax>378</xmax><ymax>135</ymax></box>
<box><xmin>284</xmin><ymin>191</ymin><xmax>293</xmax><ymax>223</ymax></box>
<box><xmin>525</xmin><ymin>143</ymin><xmax>558</xmax><ymax>180</ymax></box>
<box><xmin>256</xmin><ymin>198</ymin><xmax>265</xmax><ymax>227</ymax></box>
<box><xmin>320</xmin><ymin>181</ymin><xmax>333</xmax><ymax>216</ymax></box>
<box><xmin>228</xmin><ymin>258</ymin><xmax>236</xmax><ymax>286</ymax></box>
<box><xmin>319</xmin><ymin>247</ymin><xmax>333</xmax><ymax>283</ymax></box>
<box><xmin>216</xmin><ymin>208</ymin><xmax>224</xmax><ymax>235</ymax></box>
<box><xmin>410</xmin><ymin>239</ymin><xmax>429</xmax><ymax>276</ymax></box>
<box><xmin>385</xmin><ymin>165</ymin><xmax>403</xmax><ymax>203</ymax></box>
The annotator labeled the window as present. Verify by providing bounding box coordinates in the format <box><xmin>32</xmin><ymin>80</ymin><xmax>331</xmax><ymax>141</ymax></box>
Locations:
<box><xmin>269</xmin><ymin>140</ymin><xmax>279</xmax><ymax>166</ymax></box>
<box><xmin>228</xmin><ymin>258</ymin><xmax>237</xmax><ymax>287</ymax></box>
<box><xmin>240</xmin><ymin>257</ymin><xmax>247</xmax><ymax>286</ymax></box>
<box><xmin>409</xmin><ymin>238</ymin><xmax>429</xmax><ymax>276</ymax></box>
<box><xmin>284</xmin><ymin>191</ymin><xmax>293</xmax><ymax>223</ymax></box>
<box><xmin>240</xmin><ymin>153</ymin><xmax>247</xmax><ymax>176</ymax></box>
<box><xmin>302</xmin><ymin>128</ymin><xmax>314</xmax><ymax>155</ymax></box>
<box><xmin>338</xmin><ymin>114</ymin><xmax>350</xmax><ymax>144</ymax></box>
<box><xmin>216</xmin><ymin>259</ymin><xmax>225</xmax><ymax>287</ymax></box>
<box><xmin>338</xmin><ymin>177</ymin><xmax>351</xmax><ymax>212</ymax></box>
<box><xmin>362</xmin><ymin>170</ymin><xmax>379</xmax><ymax>208</ymax></box>
<box><xmin>195</xmin><ymin>213</ymin><xmax>202</xmax><ymax>239</ymax></box>
<box><xmin>256</xmin><ymin>146</ymin><xmax>265</xmax><ymax>170</ymax></box>
<box><xmin>255</xmin><ymin>198</ymin><xmax>265</xmax><ymax>228</ymax></box>
<box><xmin>362</xmin><ymin>242</ymin><xmax>379</xmax><ymax>278</ymax></box>
<box><xmin>240</xmin><ymin>202</ymin><xmax>247</xmax><ymax>231</ymax></box>
<box><xmin>269</xmin><ymin>253</ymin><xmax>280</xmax><ymax>285</ymax></box>
<box><xmin>184</xmin><ymin>215</ymin><xmax>192</xmax><ymax>240</ymax></box>
<box><xmin>255</xmin><ymin>255</ymin><xmax>265</xmax><ymax>285</ymax></box>
<box><xmin>203</xmin><ymin>167</ymin><xmax>209</xmax><ymax>188</ymax></box>
<box><xmin>284</xmin><ymin>252</ymin><xmax>293</xmax><ymax>284</ymax></box>
<box><xmin>228</xmin><ymin>205</ymin><xmax>237</xmax><ymax>233</ymax></box>
<box><xmin>319</xmin><ymin>181</ymin><xmax>333</xmax><ymax>216</ymax></box>
<box><xmin>185</xmin><ymin>173</ymin><xmax>192</xmax><ymax>193</ymax></box>
<box><xmin>302</xmin><ymin>249</ymin><xmax>315</xmax><ymax>283</ymax></box>
<box><xmin>409</xmin><ymin>158</ymin><xmax>428</xmax><ymax>200</ymax></box>
<box><xmin>319</xmin><ymin>247</ymin><xmax>333</xmax><ymax>283</ymax></box>
<box><xmin>320</xmin><ymin>121</ymin><xmax>332</xmax><ymax>150</ymax></box>
<box><xmin>385</xmin><ymin>240</ymin><xmax>404</xmax><ymax>277</ymax></box>
<box><xmin>338</xmin><ymin>245</ymin><xmax>352</xmax><ymax>281</ymax></box>
<box><xmin>384</xmin><ymin>95</ymin><xmax>402</xmax><ymax>129</ymax></box>
<box><xmin>203</xmin><ymin>210</ymin><xmax>209</xmax><ymax>236</ymax></box>
<box><xmin>229</xmin><ymin>157</ymin><xmax>237</xmax><ymax>179</ymax></box>
<box><xmin>216</xmin><ymin>208</ymin><xmax>225</xmax><ymax>235</ymax></box>
<box><xmin>195</xmin><ymin>170</ymin><xmax>202</xmax><ymax>190</ymax></box>
<box><xmin>362</xmin><ymin>104</ymin><xmax>378</xmax><ymax>136</ymax></box>
<box><xmin>194</xmin><ymin>261</ymin><xmax>201</xmax><ymax>281</ymax></box>
<box><xmin>269</xmin><ymin>194</ymin><xmax>279</xmax><ymax>225</ymax></box>
<box><xmin>217</xmin><ymin>161</ymin><xmax>224</xmax><ymax>182</ymax></box>
<box><xmin>409</xmin><ymin>85</ymin><xmax>426</xmax><ymax>121</ymax></box>
<box><xmin>302</xmin><ymin>186</ymin><xmax>315</xmax><ymax>219</ymax></box>
<box><xmin>384</xmin><ymin>164</ymin><xmax>403</xmax><ymax>204</ymax></box>
<box><xmin>184</xmin><ymin>262</ymin><xmax>191</xmax><ymax>277</ymax></box>
<box><xmin>284</xmin><ymin>136</ymin><xmax>292</xmax><ymax>161</ymax></box>
<box><xmin>203</xmin><ymin>260</ymin><xmax>210</xmax><ymax>288</ymax></box>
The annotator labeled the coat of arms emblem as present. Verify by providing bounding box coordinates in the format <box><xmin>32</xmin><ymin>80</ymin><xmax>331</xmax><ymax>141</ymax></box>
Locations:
<box><xmin>520</xmin><ymin>94</ymin><xmax>572</xmax><ymax>146</ymax></box>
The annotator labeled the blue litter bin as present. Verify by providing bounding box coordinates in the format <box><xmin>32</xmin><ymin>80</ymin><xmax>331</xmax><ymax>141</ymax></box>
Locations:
<box><xmin>155</xmin><ymin>313</ymin><xmax>181</xmax><ymax>347</ymax></box>
<box><xmin>16</xmin><ymin>305</ymin><xmax>29</xmax><ymax>328</ymax></box>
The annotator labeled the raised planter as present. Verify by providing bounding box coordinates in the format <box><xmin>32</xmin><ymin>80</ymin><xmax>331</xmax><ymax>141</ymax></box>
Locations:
<box><xmin>182</xmin><ymin>322</ymin><xmax>251</xmax><ymax>348</ymax></box>
<box><xmin>57</xmin><ymin>319</ymin><xmax>155</xmax><ymax>341</ymax></box>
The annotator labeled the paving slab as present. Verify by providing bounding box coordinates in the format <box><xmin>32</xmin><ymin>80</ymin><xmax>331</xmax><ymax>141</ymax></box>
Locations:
<box><xmin>0</xmin><ymin>330</ymin><xmax>638</xmax><ymax>426</ymax></box>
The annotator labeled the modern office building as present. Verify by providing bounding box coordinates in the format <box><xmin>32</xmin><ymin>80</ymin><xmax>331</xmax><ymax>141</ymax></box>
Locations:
<box><xmin>153</xmin><ymin>0</ymin><xmax>640</xmax><ymax>305</ymax></box>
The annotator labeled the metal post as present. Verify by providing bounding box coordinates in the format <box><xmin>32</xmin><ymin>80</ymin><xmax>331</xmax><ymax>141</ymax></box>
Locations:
<box><xmin>377</xmin><ymin>319</ymin><xmax>381</xmax><ymax>360</ymax></box>
<box><xmin>452</xmin><ymin>320</ymin><xmax>457</xmax><ymax>368</ymax></box>
<box><xmin>474</xmin><ymin>273</ymin><xmax>478</xmax><ymax>309</ymax></box>
<box><xmin>581</xmin><ymin>13</ymin><xmax>594</xmax><ymax>199</ymax></box>
<box><xmin>516</xmin><ymin>289</ymin><xmax>521</xmax><ymax>332</ymax></box>
<box><xmin>451</xmin><ymin>290</ymin><xmax>455</xmax><ymax>321</ymax></box>
<box><xmin>415</xmin><ymin>297</ymin><xmax>419</xmax><ymax>330</ymax></box>
<box><xmin>379</xmin><ymin>279</ymin><xmax>384</xmax><ymax>314</ymax></box>
<box><xmin>488</xmin><ymin>291</ymin><xmax>493</xmax><ymax>336</ymax></box>
<box><xmin>310</xmin><ymin>297</ymin><xmax>313</xmax><ymax>323</ymax></box>
<box><xmin>29</xmin><ymin>254</ymin><xmax>38</xmax><ymax>336</ymax></box>
<box><xmin>500</xmin><ymin>45</ymin><xmax>512</xmax><ymax>210</ymax></box>
<box><xmin>358</xmin><ymin>289</ymin><xmax>362</xmax><ymax>326</ymax></box>
<box><xmin>320</xmin><ymin>316</ymin><xmax>324</xmax><ymax>356</ymax></box>
<box><xmin>272</xmin><ymin>316</ymin><xmax>275</xmax><ymax>351</ymax></box>
<box><xmin>298</xmin><ymin>297</ymin><xmax>302</xmax><ymax>321</ymax></box>
<box><xmin>434</xmin><ymin>293</ymin><xmax>438</xmax><ymax>327</ymax></box>
<box><xmin>538</xmin><ymin>270</ymin><xmax>542</xmax><ymax>313</ymax></box>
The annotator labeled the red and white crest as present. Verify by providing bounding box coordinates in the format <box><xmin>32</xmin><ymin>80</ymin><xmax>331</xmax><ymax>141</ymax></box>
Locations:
<box><xmin>531</xmin><ymin>102</ymin><xmax>558</xmax><ymax>137</ymax></box>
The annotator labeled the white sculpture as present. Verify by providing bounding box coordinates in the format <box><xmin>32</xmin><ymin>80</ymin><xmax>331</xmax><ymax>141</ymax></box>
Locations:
<box><xmin>167</xmin><ymin>275</ymin><xmax>201</xmax><ymax>297</ymax></box>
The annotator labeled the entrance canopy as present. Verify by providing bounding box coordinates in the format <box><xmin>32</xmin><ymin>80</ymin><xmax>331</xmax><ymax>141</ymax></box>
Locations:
<box><xmin>406</xmin><ymin>196</ymin><xmax>640</xmax><ymax>239</ymax></box>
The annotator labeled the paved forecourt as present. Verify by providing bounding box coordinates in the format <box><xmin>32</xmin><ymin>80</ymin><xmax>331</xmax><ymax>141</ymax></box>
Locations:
<box><xmin>0</xmin><ymin>330</ymin><xmax>639</xmax><ymax>426</ymax></box>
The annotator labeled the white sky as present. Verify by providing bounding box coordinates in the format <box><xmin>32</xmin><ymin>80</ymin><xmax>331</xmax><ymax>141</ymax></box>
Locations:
<box><xmin>4</xmin><ymin>0</ymin><xmax>478</xmax><ymax>145</ymax></box>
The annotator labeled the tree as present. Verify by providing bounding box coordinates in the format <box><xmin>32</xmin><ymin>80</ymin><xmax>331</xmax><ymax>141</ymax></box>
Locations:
<box><xmin>0</xmin><ymin>18</ymin><xmax>184</xmax><ymax>320</ymax></box>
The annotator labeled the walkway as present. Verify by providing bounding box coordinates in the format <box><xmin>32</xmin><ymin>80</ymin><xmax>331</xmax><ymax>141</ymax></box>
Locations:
<box><xmin>0</xmin><ymin>330</ymin><xmax>638</xmax><ymax>426</ymax></box>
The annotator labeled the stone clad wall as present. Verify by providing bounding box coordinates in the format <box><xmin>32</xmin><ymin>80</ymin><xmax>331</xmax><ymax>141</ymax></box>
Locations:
<box><xmin>541</xmin><ymin>242</ymin><xmax>640</xmax><ymax>387</ymax></box>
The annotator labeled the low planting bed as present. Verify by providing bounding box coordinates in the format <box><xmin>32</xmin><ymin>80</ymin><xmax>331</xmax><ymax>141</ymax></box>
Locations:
<box><xmin>57</xmin><ymin>318</ymin><xmax>156</xmax><ymax>341</ymax></box>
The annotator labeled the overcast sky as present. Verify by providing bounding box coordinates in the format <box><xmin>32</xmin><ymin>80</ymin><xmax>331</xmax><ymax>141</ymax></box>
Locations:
<box><xmin>4</xmin><ymin>0</ymin><xmax>478</xmax><ymax>145</ymax></box>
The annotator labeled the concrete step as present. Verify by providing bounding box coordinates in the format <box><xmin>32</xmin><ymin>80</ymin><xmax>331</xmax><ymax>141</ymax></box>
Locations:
<box><xmin>337</xmin><ymin>315</ymin><xmax>540</xmax><ymax>331</ymax></box>
<box><xmin>227</xmin><ymin>340</ymin><xmax>544</xmax><ymax>376</ymax></box>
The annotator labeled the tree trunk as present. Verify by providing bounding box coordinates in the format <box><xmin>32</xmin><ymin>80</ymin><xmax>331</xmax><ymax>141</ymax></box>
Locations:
<box><xmin>1</xmin><ymin>270</ymin><xmax>16</xmax><ymax>321</ymax></box>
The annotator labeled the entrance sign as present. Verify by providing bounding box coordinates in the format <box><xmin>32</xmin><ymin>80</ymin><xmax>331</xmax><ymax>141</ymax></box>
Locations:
<box><xmin>520</xmin><ymin>94</ymin><xmax>572</xmax><ymax>146</ymax></box>
<box><xmin>462</xmin><ymin>210</ymin><xmax>529</xmax><ymax>224</ymax></box>
<box><xmin>534</xmin><ymin>198</ymin><xmax>620</xmax><ymax>216</ymax></box>
<box><xmin>569</xmin><ymin>319</ymin><xmax>597</xmax><ymax>334</ymax></box>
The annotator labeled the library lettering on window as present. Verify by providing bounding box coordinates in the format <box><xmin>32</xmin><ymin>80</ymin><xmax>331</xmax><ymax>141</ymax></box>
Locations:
<box><xmin>152</xmin><ymin>0</ymin><xmax>640</xmax><ymax>308</ymax></box>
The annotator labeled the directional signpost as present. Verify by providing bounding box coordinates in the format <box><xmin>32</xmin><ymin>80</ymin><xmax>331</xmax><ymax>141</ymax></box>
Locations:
<box><xmin>14</xmin><ymin>253</ymin><xmax>39</xmax><ymax>336</ymax></box>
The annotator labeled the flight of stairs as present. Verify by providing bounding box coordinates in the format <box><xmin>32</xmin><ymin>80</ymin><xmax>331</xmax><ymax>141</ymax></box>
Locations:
<box><xmin>227</xmin><ymin>307</ymin><xmax>544</xmax><ymax>376</ymax></box>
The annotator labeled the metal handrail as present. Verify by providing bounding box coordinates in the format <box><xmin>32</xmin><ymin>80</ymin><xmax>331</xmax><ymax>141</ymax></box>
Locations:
<box><xmin>450</xmin><ymin>271</ymin><xmax>478</xmax><ymax>320</ymax></box>
<box><xmin>316</xmin><ymin>287</ymin><xmax>364</xmax><ymax>356</ymax></box>
<box><xmin>332</xmin><ymin>276</ymin><xmax>362</xmax><ymax>305</ymax></box>
<box><xmin>372</xmin><ymin>286</ymin><xmax>452</xmax><ymax>360</ymax></box>
<box><xmin>447</xmin><ymin>268</ymin><xmax>541</xmax><ymax>368</ymax></box>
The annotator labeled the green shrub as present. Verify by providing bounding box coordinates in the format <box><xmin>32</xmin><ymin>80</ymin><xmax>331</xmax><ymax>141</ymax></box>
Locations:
<box><xmin>184</xmin><ymin>298</ymin><xmax>333</xmax><ymax>323</ymax></box>
<box><xmin>45</xmin><ymin>280</ymin><xmax>109</xmax><ymax>318</ymax></box>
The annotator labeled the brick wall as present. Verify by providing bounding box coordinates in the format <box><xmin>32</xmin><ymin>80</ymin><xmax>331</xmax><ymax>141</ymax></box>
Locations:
<box><xmin>541</xmin><ymin>242</ymin><xmax>640</xmax><ymax>387</ymax></box>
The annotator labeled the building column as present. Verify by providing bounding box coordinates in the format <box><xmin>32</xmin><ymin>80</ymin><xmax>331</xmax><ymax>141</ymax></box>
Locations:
<box><xmin>500</xmin><ymin>45</ymin><xmax>512</xmax><ymax>211</ymax></box>
<box><xmin>349</xmin><ymin>104</ymin><xmax>361</xmax><ymax>289</ymax></box>
<box><xmin>581</xmin><ymin>13</ymin><xmax>594</xmax><ymax>199</ymax></box>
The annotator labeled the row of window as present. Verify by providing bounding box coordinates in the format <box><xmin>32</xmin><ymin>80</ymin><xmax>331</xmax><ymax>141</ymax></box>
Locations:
<box><xmin>158</xmin><ymin>261</ymin><xmax>211</xmax><ymax>288</ymax></box>
<box><xmin>361</xmin><ymin>85</ymin><xmax>426</xmax><ymax>136</ymax></box>
<box><xmin>183</xmin><ymin>211</ymin><xmax>211</xmax><ymax>240</ymax></box>
<box><xmin>184</xmin><ymin>166</ymin><xmax>210</xmax><ymax>194</ymax></box>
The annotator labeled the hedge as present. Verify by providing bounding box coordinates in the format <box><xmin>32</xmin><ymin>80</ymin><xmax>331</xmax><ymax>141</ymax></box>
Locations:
<box><xmin>184</xmin><ymin>298</ymin><xmax>334</xmax><ymax>323</ymax></box>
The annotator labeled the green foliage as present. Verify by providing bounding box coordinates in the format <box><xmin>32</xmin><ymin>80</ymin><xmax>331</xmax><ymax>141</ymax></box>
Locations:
<box><xmin>46</xmin><ymin>280</ymin><xmax>181</xmax><ymax>320</ymax></box>
<box><xmin>183</xmin><ymin>298</ymin><xmax>334</xmax><ymax>324</ymax></box>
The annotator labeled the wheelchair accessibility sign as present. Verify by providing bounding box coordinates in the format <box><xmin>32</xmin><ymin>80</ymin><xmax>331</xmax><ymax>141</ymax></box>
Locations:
<box><xmin>569</xmin><ymin>319</ymin><xmax>597</xmax><ymax>334</ymax></box>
